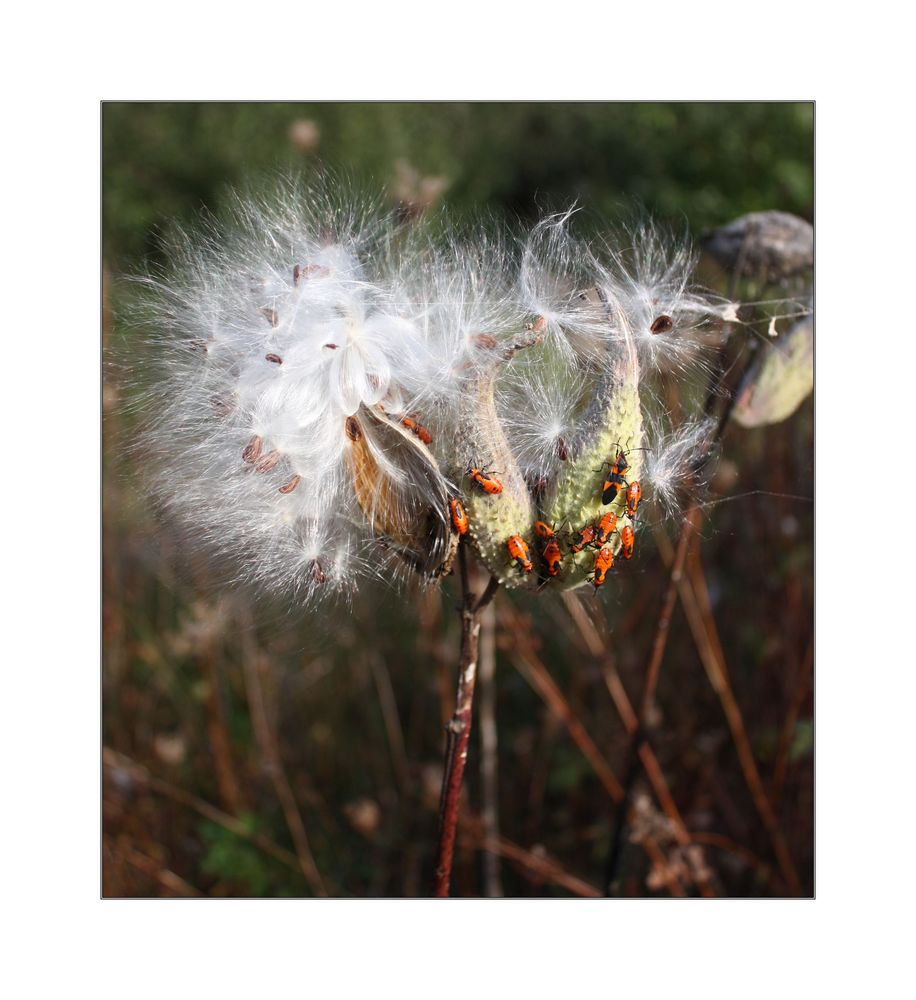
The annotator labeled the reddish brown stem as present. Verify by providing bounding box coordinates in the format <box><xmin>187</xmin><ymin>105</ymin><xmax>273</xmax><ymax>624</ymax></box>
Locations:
<box><xmin>433</xmin><ymin>551</ymin><xmax>498</xmax><ymax>897</ymax></box>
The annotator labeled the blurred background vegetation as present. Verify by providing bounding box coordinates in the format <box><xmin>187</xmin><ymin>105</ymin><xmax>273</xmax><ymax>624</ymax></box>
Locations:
<box><xmin>103</xmin><ymin>103</ymin><xmax>813</xmax><ymax>897</ymax></box>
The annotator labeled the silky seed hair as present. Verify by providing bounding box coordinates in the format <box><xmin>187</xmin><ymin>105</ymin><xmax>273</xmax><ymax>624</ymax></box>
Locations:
<box><xmin>125</xmin><ymin>177</ymin><xmax>729</xmax><ymax>603</ymax></box>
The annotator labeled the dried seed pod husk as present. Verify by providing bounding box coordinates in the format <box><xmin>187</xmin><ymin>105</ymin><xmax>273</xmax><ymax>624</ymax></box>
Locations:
<box><xmin>344</xmin><ymin>407</ymin><xmax>458</xmax><ymax>579</ymax></box>
<box><xmin>701</xmin><ymin>211</ymin><xmax>813</xmax><ymax>284</ymax></box>
<box><xmin>732</xmin><ymin>314</ymin><xmax>813</xmax><ymax>428</ymax></box>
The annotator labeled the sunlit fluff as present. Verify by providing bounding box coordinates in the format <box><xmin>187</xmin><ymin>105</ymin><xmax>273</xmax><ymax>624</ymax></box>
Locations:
<box><xmin>128</xmin><ymin>179</ymin><xmax>729</xmax><ymax>603</ymax></box>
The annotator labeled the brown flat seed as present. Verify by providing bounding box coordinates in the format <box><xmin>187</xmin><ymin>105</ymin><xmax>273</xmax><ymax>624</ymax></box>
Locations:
<box><xmin>345</xmin><ymin>416</ymin><xmax>362</xmax><ymax>441</ymax></box>
<box><xmin>242</xmin><ymin>435</ymin><xmax>263</xmax><ymax>464</ymax></box>
<box><xmin>262</xmin><ymin>307</ymin><xmax>279</xmax><ymax>328</ymax></box>
<box><xmin>278</xmin><ymin>474</ymin><xmax>301</xmax><ymax>494</ymax></box>
<box><xmin>650</xmin><ymin>314</ymin><xmax>674</xmax><ymax>335</ymax></box>
<box><xmin>255</xmin><ymin>450</ymin><xmax>281</xmax><ymax>473</ymax></box>
<box><xmin>555</xmin><ymin>436</ymin><xmax>569</xmax><ymax>461</ymax></box>
<box><xmin>293</xmin><ymin>264</ymin><xmax>301</xmax><ymax>286</ymax></box>
<box><xmin>309</xmin><ymin>559</ymin><xmax>327</xmax><ymax>585</ymax></box>
<box><xmin>265</xmin><ymin>353</ymin><xmax>283</xmax><ymax>364</ymax></box>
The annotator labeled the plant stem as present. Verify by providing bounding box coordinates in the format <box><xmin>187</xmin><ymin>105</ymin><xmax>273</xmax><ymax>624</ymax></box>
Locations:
<box><xmin>603</xmin><ymin>507</ymin><xmax>699</xmax><ymax>895</ymax></box>
<box><xmin>478</xmin><ymin>601</ymin><xmax>503</xmax><ymax>897</ymax></box>
<box><xmin>433</xmin><ymin>547</ymin><xmax>498</xmax><ymax>897</ymax></box>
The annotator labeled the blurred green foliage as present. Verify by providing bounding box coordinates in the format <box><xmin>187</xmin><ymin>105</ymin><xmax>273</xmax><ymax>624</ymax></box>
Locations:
<box><xmin>103</xmin><ymin>102</ymin><xmax>812</xmax><ymax>264</ymax></box>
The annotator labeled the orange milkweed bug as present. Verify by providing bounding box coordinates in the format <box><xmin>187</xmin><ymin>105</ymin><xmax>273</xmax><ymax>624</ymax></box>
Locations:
<box><xmin>401</xmin><ymin>414</ymin><xmax>433</xmax><ymax>445</ymax></box>
<box><xmin>571</xmin><ymin>523</ymin><xmax>597</xmax><ymax>553</ymax></box>
<box><xmin>448</xmin><ymin>497</ymin><xmax>469</xmax><ymax>536</ymax></box>
<box><xmin>600</xmin><ymin>442</ymin><xmax>647</xmax><ymax>505</ymax></box>
<box><xmin>592</xmin><ymin>547</ymin><xmax>614</xmax><ymax>588</ymax></box>
<box><xmin>595</xmin><ymin>511</ymin><xmax>618</xmax><ymax>546</ymax></box>
<box><xmin>543</xmin><ymin>539</ymin><xmax>562</xmax><ymax>577</ymax></box>
<box><xmin>625</xmin><ymin>481</ymin><xmax>643</xmax><ymax>519</ymax></box>
<box><xmin>533</xmin><ymin>520</ymin><xmax>556</xmax><ymax>540</ymax></box>
<box><xmin>468</xmin><ymin>465</ymin><xmax>503</xmax><ymax>495</ymax></box>
<box><xmin>506</xmin><ymin>535</ymin><xmax>533</xmax><ymax>574</ymax></box>
<box><xmin>620</xmin><ymin>524</ymin><xmax>635</xmax><ymax>560</ymax></box>
<box><xmin>601</xmin><ymin>470</ymin><xmax>627</xmax><ymax>504</ymax></box>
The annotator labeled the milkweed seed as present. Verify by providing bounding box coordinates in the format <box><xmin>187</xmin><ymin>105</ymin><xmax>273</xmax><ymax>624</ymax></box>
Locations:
<box><xmin>345</xmin><ymin>416</ymin><xmax>362</xmax><ymax>441</ymax></box>
<box><xmin>555</xmin><ymin>436</ymin><xmax>569</xmax><ymax>461</ymax></box>
<box><xmin>309</xmin><ymin>559</ymin><xmax>327</xmax><ymax>584</ymax></box>
<box><xmin>650</xmin><ymin>314</ymin><xmax>674</xmax><ymax>335</ymax></box>
<box><xmin>278</xmin><ymin>474</ymin><xmax>301</xmax><ymax>494</ymax></box>
<box><xmin>255</xmin><ymin>450</ymin><xmax>281</xmax><ymax>473</ymax></box>
<box><xmin>262</xmin><ymin>308</ymin><xmax>279</xmax><ymax>328</ymax></box>
<box><xmin>242</xmin><ymin>435</ymin><xmax>263</xmax><ymax>464</ymax></box>
<box><xmin>265</xmin><ymin>353</ymin><xmax>283</xmax><ymax>364</ymax></box>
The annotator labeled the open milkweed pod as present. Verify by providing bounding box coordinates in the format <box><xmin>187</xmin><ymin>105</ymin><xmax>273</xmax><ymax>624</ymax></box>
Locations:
<box><xmin>453</xmin><ymin>326</ymin><xmax>543</xmax><ymax>589</ymax></box>
<box><xmin>344</xmin><ymin>407</ymin><xmax>458</xmax><ymax>579</ymax></box>
<box><xmin>542</xmin><ymin>304</ymin><xmax>643</xmax><ymax>591</ymax></box>
<box><xmin>732</xmin><ymin>313</ymin><xmax>813</xmax><ymax>428</ymax></box>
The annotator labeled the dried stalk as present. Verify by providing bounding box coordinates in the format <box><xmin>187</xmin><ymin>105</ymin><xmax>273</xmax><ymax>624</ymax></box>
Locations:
<box><xmin>499</xmin><ymin>602</ymin><xmax>688</xmax><ymax>896</ymax></box>
<box><xmin>459</xmin><ymin>821</ymin><xmax>601</xmax><ymax>898</ymax></box>
<box><xmin>103</xmin><ymin>747</ymin><xmax>309</xmax><ymax>879</ymax></box>
<box><xmin>433</xmin><ymin>547</ymin><xmax>499</xmax><ymax>897</ymax></box>
<box><xmin>239</xmin><ymin>640</ymin><xmax>328</xmax><ymax>897</ymax></box>
<box><xmin>770</xmin><ymin>639</ymin><xmax>813</xmax><ymax>808</ymax></box>
<box><xmin>679</xmin><ymin>544</ymin><xmax>802</xmax><ymax>894</ymax></box>
<box><xmin>603</xmin><ymin>507</ymin><xmax>699</xmax><ymax>895</ymax></box>
<box><xmin>478</xmin><ymin>601</ymin><xmax>503</xmax><ymax>896</ymax></box>
<box><xmin>562</xmin><ymin>592</ymin><xmax>716</xmax><ymax>897</ymax></box>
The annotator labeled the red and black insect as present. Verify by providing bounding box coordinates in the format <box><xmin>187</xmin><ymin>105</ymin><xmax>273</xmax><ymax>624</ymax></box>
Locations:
<box><xmin>401</xmin><ymin>415</ymin><xmax>433</xmax><ymax>446</ymax></box>
<box><xmin>600</xmin><ymin>442</ymin><xmax>647</xmax><ymax>505</ymax></box>
<box><xmin>571</xmin><ymin>523</ymin><xmax>597</xmax><ymax>553</ymax></box>
<box><xmin>507</xmin><ymin>535</ymin><xmax>533</xmax><ymax>574</ymax></box>
<box><xmin>620</xmin><ymin>524</ymin><xmax>635</xmax><ymax>560</ymax></box>
<box><xmin>601</xmin><ymin>469</ymin><xmax>627</xmax><ymax>504</ymax></box>
<box><xmin>592</xmin><ymin>547</ymin><xmax>614</xmax><ymax>588</ymax></box>
<box><xmin>543</xmin><ymin>539</ymin><xmax>562</xmax><ymax>577</ymax></box>
<box><xmin>625</xmin><ymin>481</ymin><xmax>643</xmax><ymax>519</ymax></box>
<box><xmin>448</xmin><ymin>497</ymin><xmax>469</xmax><ymax>536</ymax></box>
<box><xmin>468</xmin><ymin>465</ymin><xmax>503</xmax><ymax>495</ymax></box>
<box><xmin>595</xmin><ymin>511</ymin><xmax>618</xmax><ymax>546</ymax></box>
